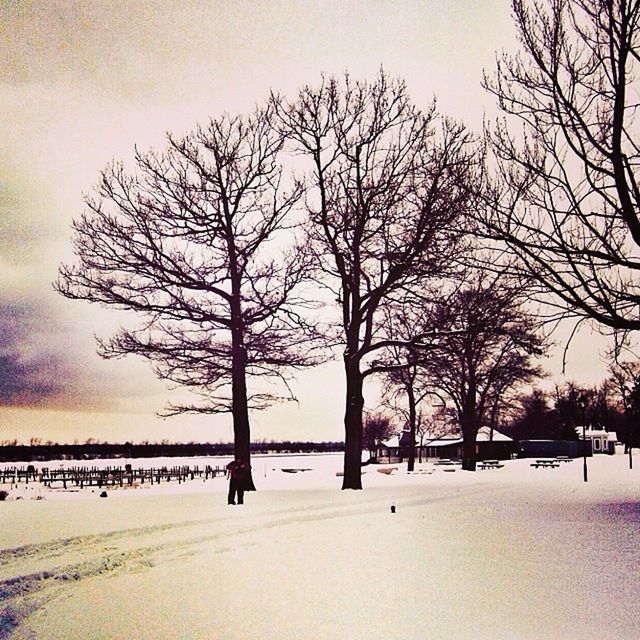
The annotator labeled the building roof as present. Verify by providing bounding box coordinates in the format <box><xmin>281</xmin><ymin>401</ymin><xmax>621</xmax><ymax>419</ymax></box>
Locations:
<box><xmin>421</xmin><ymin>437</ymin><xmax>463</xmax><ymax>448</ymax></box>
<box><xmin>579</xmin><ymin>428</ymin><xmax>616</xmax><ymax>441</ymax></box>
<box><xmin>380</xmin><ymin>427</ymin><xmax>511</xmax><ymax>449</ymax></box>
<box><xmin>476</xmin><ymin>427</ymin><xmax>512</xmax><ymax>442</ymax></box>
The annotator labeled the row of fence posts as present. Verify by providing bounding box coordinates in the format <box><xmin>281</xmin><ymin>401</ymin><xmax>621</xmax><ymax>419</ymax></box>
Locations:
<box><xmin>0</xmin><ymin>464</ymin><xmax>227</xmax><ymax>489</ymax></box>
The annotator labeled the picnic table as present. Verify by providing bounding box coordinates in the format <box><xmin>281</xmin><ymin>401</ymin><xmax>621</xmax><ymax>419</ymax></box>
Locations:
<box><xmin>478</xmin><ymin>460</ymin><xmax>504</xmax><ymax>470</ymax></box>
<box><xmin>530</xmin><ymin>459</ymin><xmax>560</xmax><ymax>469</ymax></box>
<box><xmin>433</xmin><ymin>459</ymin><xmax>462</xmax><ymax>466</ymax></box>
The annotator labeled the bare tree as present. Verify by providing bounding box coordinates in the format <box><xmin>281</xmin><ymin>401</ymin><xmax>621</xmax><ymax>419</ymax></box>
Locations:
<box><xmin>608</xmin><ymin>359</ymin><xmax>640</xmax><ymax>458</ymax></box>
<box><xmin>275</xmin><ymin>72</ymin><xmax>476</xmax><ymax>488</ymax></box>
<box><xmin>57</xmin><ymin>107</ymin><xmax>322</xmax><ymax>490</ymax></box>
<box><xmin>382</xmin><ymin>384</ymin><xmax>453</xmax><ymax>466</ymax></box>
<box><xmin>378</xmin><ymin>304</ymin><xmax>436</xmax><ymax>472</ymax></box>
<box><xmin>417</xmin><ymin>274</ymin><xmax>545</xmax><ymax>470</ymax></box>
<box><xmin>481</xmin><ymin>0</ymin><xmax>640</xmax><ymax>337</ymax></box>
<box><xmin>382</xmin><ymin>363</ymin><xmax>426</xmax><ymax>472</ymax></box>
<box><xmin>484</xmin><ymin>377</ymin><xmax>521</xmax><ymax>441</ymax></box>
<box><xmin>609</xmin><ymin>359</ymin><xmax>640</xmax><ymax>411</ymax></box>
<box><xmin>506</xmin><ymin>388</ymin><xmax>562</xmax><ymax>440</ymax></box>
<box><xmin>362</xmin><ymin>412</ymin><xmax>396</xmax><ymax>458</ymax></box>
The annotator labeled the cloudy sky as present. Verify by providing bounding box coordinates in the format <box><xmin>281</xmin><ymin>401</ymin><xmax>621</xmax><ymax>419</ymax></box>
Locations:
<box><xmin>0</xmin><ymin>0</ymin><xmax>611</xmax><ymax>445</ymax></box>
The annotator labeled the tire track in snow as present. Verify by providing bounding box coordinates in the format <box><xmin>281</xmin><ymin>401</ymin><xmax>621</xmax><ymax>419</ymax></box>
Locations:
<box><xmin>0</xmin><ymin>517</ymin><xmax>215</xmax><ymax>567</ymax></box>
<box><xmin>1</xmin><ymin>484</ymin><xmax>493</xmax><ymax>638</ymax></box>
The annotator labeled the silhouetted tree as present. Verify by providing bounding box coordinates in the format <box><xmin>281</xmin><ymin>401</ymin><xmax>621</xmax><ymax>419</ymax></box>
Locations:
<box><xmin>362</xmin><ymin>412</ymin><xmax>396</xmax><ymax>457</ymax></box>
<box><xmin>609</xmin><ymin>359</ymin><xmax>640</xmax><ymax>412</ymax></box>
<box><xmin>57</xmin><ymin>107</ymin><xmax>322</xmax><ymax>490</ymax></box>
<box><xmin>382</xmin><ymin>362</ymin><xmax>425</xmax><ymax>471</ymax></box>
<box><xmin>378</xmin><ymin>304</ymin><xmax>438</xmax><ymax>472</ymax></box>
<box><xmin>484</xmin><ymin>376</ymin><xmax>522</xmax><ymax>441</ymax></box>
<box><xmin>481</xmin><ymin>0</ymin><xmax>640</xmax><ymax>335</ymax></box>
<box><xmin>554</xmin><ymin>382</ymin><xmax>589</xmax><ymax>436</ymax></box>
<box><xmin>624</xmin><ymin>380</ymin><xmax>640</xmax><ymax>451</ymax></box>
<box><xmin>276</xmin><ymin>72</ymin><xmax>476</xmax><ymax>488</ymax></box>
<box><xmin>608</xmin><ymin>360</ymin><xmax>640</xmax><ymax>453</ymax></box>
<box><xmin>591</xmin><ymin>380</ymin><xmax>624</xmax><ymax>432</ymax></box>
<box><xmin>549</xmin><ymin>380</ymin><xmax>623</xmax><ymax>437</ymax></box>
<box><xmin>413</xmin><ymin>407</ymin><xmax>459</xmax><ymax>463</ymax></box>
<box><xmin>417</xmin><ymin>274</ymin><xmax>545</xmax><ymax>470</ymax></box>
<box><xmin>508</xmin><ymin>389</ymin><xmax>556</xmax><ymax>440</ymax></box>
<box><xmin>507</xmin><ymin>387</ymin><xmax>584</xmax><ymax>441</ymax></box>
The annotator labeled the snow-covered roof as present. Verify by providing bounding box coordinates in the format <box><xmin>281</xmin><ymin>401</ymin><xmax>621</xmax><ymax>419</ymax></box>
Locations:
<box><xmin>381</xmin><ymin>427</ymin><xmax>511</xmax><ymax>448</ymax></box>
<box><xmin>381</xmin><ymin>433</ymin><xmax>462</xmax><ymax>448</ymax></box>
<box><xmin>422</xmin><ymin>437</ymin><xmax>463</xmax><ymax>448</ymax></box>
<box><xmin>380</xmin><ymin>436</ymin><xmax>401</xmax><ymax>448</ymax></box>
<box><xmin>579</xmin><ymin>428</ymin><xmax>616</xmax><ymax>441</ymax></box>
<box><xmin>422</xmin><ymin>429</ymin><xmax>512</xmax><ymax>446</ymax></box>
<box><xmin>476</xmin><ymin>427</ymin><xmax>512</xmax><ymax>442</ymax></box>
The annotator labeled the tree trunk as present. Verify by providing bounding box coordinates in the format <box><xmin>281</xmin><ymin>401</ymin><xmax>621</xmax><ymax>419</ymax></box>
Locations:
<box><xmin>407</xmin><ymin>383</ymin><xmax>417</xmax><ymax>472</ymax></box>
<box><xmin>461</xmin><ymin>387</ymin><xmax>478</xmax><ymax>472</ymax></box>
<box><xmin>461</xmin><ymin>428</ymin><xmax>478</xmax><ymax>471</ymax></box>
<box><xmin>231</xmin><ymin>320</ymin><xmax>256</xmax><ymax>491</ymax></box>
<box><xmin>342</xmin><ymin>359</ymin><xmax>364</xmax><ymax>490</ymax></box>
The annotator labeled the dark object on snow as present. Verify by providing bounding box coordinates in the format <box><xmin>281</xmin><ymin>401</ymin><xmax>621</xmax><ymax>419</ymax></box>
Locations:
<box><xmin>99</xmin><ymin>491</ymin><xmax>108</xmax><ymax>498</ymax></box>
<box><xmin>226</xmin><ymin>459</ymin><xmax>251</xmax><ymax>505</ymax></box>
<box><xmin>390</xmin><ymin>505</ymin><xmax>396</xmax><ymax>514</ymax></box>
<box><xmin>0</xmin><ymin>490</ymin><xmax>8</xmax><ymax>501</ymax></box>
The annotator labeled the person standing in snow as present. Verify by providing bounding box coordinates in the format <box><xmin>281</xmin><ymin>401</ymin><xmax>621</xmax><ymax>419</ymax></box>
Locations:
<box><xmin>226</xmin><ymin>458</ymin><xmax>250</xmax><ymax>505</ymax></box>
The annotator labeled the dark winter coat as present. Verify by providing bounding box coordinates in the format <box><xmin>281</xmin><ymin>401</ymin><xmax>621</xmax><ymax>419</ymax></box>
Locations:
<box><xmin>226</xmin><ymin>460</ymin><xmax>251</xmax><ymax>488</ymax></box>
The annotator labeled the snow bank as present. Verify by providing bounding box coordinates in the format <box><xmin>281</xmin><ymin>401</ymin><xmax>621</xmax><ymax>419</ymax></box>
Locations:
<box><xmin>1</xmin><ymin>453</ymin><xmax>639</xmax><ymax>639</ymax></box>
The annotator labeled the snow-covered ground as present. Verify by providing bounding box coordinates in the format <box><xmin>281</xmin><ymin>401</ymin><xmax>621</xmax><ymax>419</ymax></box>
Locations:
<box><xmin>1</xmin><ymin>452</ymin><xmax>639</xmax><ymax>639</ymax></box>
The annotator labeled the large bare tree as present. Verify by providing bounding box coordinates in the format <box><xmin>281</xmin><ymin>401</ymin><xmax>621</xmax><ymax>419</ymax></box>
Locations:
<box><xmin>416</xmin><ymin>274</ymin><xmax>545</xmax><ymax>470</ymax></box>
<box><xmin>276</xmin><ymin>72</ymin><xmax>476</xmax><ymax>488</ymax></box>
<box><xmin>481</xmin><ymin>0</ymin><xmax>640</xmax><ymax>336</ymax></box>
<box><xmin>377</xmin><ymin>304</ymin><xmax>437</xmax><ymax>472</ymax></box>
<box><xmin>57</xmin><ymin>107</ymin><xmax>321</xmax><ymax>489</ymax></box>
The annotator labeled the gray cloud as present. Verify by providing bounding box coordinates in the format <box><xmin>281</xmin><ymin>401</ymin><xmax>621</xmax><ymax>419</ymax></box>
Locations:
<box><xmin>0</xmin><ymin>2</ymin><xmax>228</xmax><ymax>99</ymax></box>
<box><xmin>0</xmin><ymin>295</ymin><xmax>160</xmax><ymax>411</ymax></box>
<box><xmin>0</xmin><ymin>297</ymin><xmax>91</xmax><ymax>408</ymax></box>
<box><xmin>0</xmin><ymin>353</ymin><xmax>66</xmax><ymax>407</ymax></box>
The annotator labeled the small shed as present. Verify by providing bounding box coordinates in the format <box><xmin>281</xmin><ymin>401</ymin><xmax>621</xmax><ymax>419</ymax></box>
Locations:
<box><xmin>580</xmin><ymin>428</ymin><xmax>616</xmax><ymax>454</ymax></box>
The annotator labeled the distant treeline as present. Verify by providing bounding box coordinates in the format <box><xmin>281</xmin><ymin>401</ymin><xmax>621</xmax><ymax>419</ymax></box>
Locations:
<box><xmin>0</xmin><ymin>441</ymin><xmax>345</xmax><ymax>463</ymax></box>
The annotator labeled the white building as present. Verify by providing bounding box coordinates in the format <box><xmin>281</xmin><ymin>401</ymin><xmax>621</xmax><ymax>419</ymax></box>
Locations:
<box><xmin>578</xmin><ymin>428</ymin><xmax>616</xmax><ymax>454</ymax></box>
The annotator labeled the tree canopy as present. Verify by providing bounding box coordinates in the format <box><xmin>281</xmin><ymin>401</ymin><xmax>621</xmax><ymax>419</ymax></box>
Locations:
<box><xmin>481</xmin><ymin>0</ymin><xmax>640</xmax><ymax>336</ymax></box>
<box><xmin>275</xmin><ymin>71</ymin><xmax>477</xmax><ymax>487</ymax></box>
<box><xmin>57</xmin><ymin>107</ymin><xmax>323</xmax><ymax>486</ymax></box>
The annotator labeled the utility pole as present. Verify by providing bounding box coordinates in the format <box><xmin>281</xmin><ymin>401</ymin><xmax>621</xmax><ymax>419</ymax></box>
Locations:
<box><xmin>579</xmin><ymin>395</ymin><xmax>588</xmax><ymax>483</ymax></box>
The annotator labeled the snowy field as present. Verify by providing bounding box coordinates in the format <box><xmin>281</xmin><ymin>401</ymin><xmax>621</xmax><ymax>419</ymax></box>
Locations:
<box><xmin>1</xmin><ymin>452</ymin><xmax>639</xmax><ymax>640</ymax></box>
